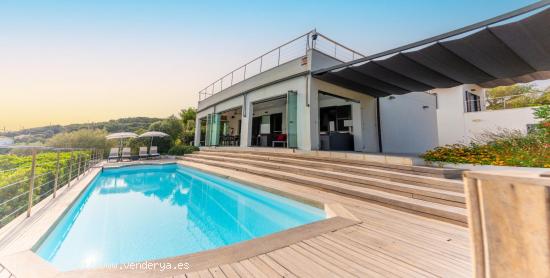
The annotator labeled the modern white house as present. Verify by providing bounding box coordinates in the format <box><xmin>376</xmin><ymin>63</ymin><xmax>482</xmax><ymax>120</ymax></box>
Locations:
<box><xmin>194</xmin><ymin>7</ymin><xmax>549</xmax><ymax>155</ymax></box>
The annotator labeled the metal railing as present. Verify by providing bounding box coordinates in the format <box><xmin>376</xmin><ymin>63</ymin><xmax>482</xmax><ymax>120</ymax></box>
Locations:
<box><xmin>0</xmin><ymin>146</ymin><xmax>103</xmax><ymax>228</ymax></box>
<box><xmin>197</xmin><ymin>30</ymin><xmax>365</xmax><ymax>101</ymax></box>
<box><xmin>464</xmin><ymin>91</ymin><xmax>547</xmax><ymax>112</ymax></box>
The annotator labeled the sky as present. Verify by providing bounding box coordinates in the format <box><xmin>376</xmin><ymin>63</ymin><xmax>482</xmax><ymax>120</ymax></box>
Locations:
<box><xmin>0</xmin><ymin>0</ymin><xmax>547</xmax><ymax>131</ymax></box>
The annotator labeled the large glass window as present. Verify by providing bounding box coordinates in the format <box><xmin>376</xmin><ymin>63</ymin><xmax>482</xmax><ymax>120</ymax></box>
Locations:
<box><xmin>320</xmin><ymin>105</ymin><xmax>351</xmax><ymax>132</ymax></box>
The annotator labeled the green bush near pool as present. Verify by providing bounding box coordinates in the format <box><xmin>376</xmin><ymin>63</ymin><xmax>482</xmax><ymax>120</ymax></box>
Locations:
<box><xmin>167</xmin><ymin>145</ymin><xmax>199</xmax><ymax>156</ymax></box>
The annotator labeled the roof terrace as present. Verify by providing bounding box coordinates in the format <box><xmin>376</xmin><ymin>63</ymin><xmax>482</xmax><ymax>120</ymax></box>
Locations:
<box><xmin>197</xmin><ymin>30</ymin><xmax>365</xmax><ymax>102</ymax></box>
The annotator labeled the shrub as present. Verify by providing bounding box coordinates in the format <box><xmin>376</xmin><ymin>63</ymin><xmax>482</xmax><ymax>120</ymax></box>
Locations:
<box><xmin>421</xmin><ymin>128</ymin><xmax>549</xmax><ymax>168</ymax></box>
<box><xmin>167</xmin><ymin>145</ymin><xmax>199</xmax><ymax>156</ymax></box>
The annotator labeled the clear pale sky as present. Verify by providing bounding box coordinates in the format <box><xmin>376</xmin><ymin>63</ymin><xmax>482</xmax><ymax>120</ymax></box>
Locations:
<box><xmin>0</xmin><ymin>0</ymin><xmax>544</xmax><ymax>131</ymax></box>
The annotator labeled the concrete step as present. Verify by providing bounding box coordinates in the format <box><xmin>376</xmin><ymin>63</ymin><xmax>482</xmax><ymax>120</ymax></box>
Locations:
<box><xmin>181</xmin><ymin>156</ymin><xmax>467</xmax><ymax>225</ymax></box>
<box><xmin>188</xmin><ymin>153</ymin><xmax>465</xmax><ymax>208</ymax></box>
<box><xmin>200</xmin><ymin>149</ymin><xmax>464</xmax><ymax>179</ymax></box>
<box><xmin>193</xmin><ymin>151</ymin><xmax>464</xmax><ymax>193</ymax></box>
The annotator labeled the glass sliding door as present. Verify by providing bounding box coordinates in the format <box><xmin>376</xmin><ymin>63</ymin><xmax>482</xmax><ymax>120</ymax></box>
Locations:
<box><xmin>210</xmin><ymin>113</ymin><xmax>221</xmax><ymax>146</ymax></box>
<box><xmin>287</xmin><ymin>91</ymin><xmax>298</xmax><ymax>148</ymax></box>
<box><xmin>205</xmin><ymin>113</ymin><xmax>221</xmax><ymax>146</ymax></box>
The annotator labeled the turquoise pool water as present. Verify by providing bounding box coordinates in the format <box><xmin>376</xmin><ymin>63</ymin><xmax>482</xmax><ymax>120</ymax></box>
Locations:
<box><xmin>35</xmin><ymin>164</ymin><xmax>325</xmax><ymax>271</ymax></box>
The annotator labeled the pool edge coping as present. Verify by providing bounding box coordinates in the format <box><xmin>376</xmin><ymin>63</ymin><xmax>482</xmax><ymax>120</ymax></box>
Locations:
<box><xmin>0</xmin><ymin>161</ymin><xmax>361</xmax><ymax>278</ymax></box>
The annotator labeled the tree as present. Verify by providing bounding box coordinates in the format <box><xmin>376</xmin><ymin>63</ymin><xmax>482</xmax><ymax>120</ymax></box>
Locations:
<box><xmin>148</xmin><ymin>116</ymin><xmax>183</xmax><ymax>142</ymax></box>
<box><xmin>486</xmin><ymin>84</ymin><xmax>549</xmax><ymax>110</ymax></box>
<box><xmin>179</xmin><ymin>107</ymin><xmax>197</xmax><ymax>144</ymax></box>
<box><xmin>45</xmin><ymin>129</ymin><xmax>110</xmax><ymax>150</ymax></box>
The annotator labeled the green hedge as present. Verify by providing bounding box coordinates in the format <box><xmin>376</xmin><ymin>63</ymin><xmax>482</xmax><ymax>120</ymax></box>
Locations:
<box><xmin>167</xmin><ymin>145</ymin><xmax>199</xmax><ymax>156</ymax></box>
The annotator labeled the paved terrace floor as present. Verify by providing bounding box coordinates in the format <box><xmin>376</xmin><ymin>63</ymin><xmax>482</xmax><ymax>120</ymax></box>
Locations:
<box><xmin>0</xmin><ymin>159</ymin><xmax>472</xmax><ymax>277</ymax></box>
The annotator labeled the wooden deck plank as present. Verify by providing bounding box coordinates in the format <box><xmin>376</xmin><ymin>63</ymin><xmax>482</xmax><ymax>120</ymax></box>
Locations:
<box><xmin>298</xmin><ymin>240</ymin><xmax>381</xmax><ymax>277</ymax></box>
<box><xmin>246</xmin><ymin>257</ymin><xmax>282</xmax><ymax>278</ymax></box>
<box><xmin>208</xmin><ymin>266</ymin><xmax>227</xmax><ymax>278</ymax></box>
<box><xmin>218</xmin><ymin>264</ymin><xmax>240</xmax><ymax>278</ymax></box>
<box><xmin>238</xmin><ymin>259</ymin><xmax>269</xmax><ymax>278</ymax></box>
<box><xmin>358</xmin><ymin>223</ymin><xmax>470</xmax><ymax>262</ymax></box>
<box><xmin>198</xmin><ymin>269</ymin><xmax>214</xmax><ymax>278</ymax></box>
<box><xmin>185</xmin><ymin>271</ymin><xmax>201</xmax><ymax>278</ymax></box>
<box><xmin>323</xmin><ymin>232</ymin><xmax>438</xmax><ymax>278</ymax></box>
<box><xmin>230</xmin><ymin>262</ymin><xmax>254</xmax><ymax>278</ymax></box>
<box><xmin>352</xmin><ymin>225</ymin><xmax>470</xmax><ymax>269</ymax></box>
<box><xmin>312</xmin><ymin>236</ymin><xmax>412</xmax><ymax>278</ymax></box>
<box><xmin>288</xmin><ymin>244</ymin><xmax>357</xmax><ymax>278</ymax></box>
<box><xmin>257</xmin><ymin>254</ymin><xmax>296</xmax><ymax>278</ymax></box>
<box><xmin>338</xmin><ymin>226</ymin><xmax>470</xmax><ymax>277</ymax></box>
<box><xmin>267</xmin><ymin>247</ymin><xmax>333</xmax><ymax>278</ymax></box>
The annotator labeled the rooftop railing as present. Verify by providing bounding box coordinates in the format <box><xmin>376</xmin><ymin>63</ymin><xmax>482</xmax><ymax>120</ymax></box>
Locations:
<box><xmin>198</xmin><ymin>30</ymin><xmax>365</xmax><ymax>101</ymax></box>
<box><xmin>0</xmin><ymin>146</ymin><xmax>102</xmax><ymax>228</ymax></box>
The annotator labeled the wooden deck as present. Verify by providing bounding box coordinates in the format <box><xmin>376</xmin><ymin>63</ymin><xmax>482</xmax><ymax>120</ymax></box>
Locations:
<box><xmin>176</xmin><ymin>161</ymin><xmax>472</xmax><ymax>278</ymax></box>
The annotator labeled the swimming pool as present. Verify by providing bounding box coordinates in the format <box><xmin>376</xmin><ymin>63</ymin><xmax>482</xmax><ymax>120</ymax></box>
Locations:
<box><xmin>35</xmin><ymin>164</ymin><xmax>325</xmax><ymax>271</ymax></box>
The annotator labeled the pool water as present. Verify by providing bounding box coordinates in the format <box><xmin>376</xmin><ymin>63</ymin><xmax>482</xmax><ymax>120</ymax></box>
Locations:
<box><xmin>35</xmin><ymin>164</ymin><xmax>325</xmax><ymax>271</ymax></box>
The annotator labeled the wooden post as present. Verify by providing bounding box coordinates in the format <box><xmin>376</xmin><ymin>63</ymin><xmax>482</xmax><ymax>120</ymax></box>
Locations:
<box><xmin>464</xmin><ymin>171</ymin><xmax>550</xmax><ymax>277</ymax></box>
<box><xmin>68</xmin><ymin>151</ymin><xmax>73</xmax><ymax>187</ymax></box>
<box><xmin>52</xmin><ymin>150</ymin><xmax>60</xmax><ymax>198</ymax></box>
<box><xmin>26</xmin><ymin>148</ymin><xmax>37</xmax><ymax>217</ymax></box>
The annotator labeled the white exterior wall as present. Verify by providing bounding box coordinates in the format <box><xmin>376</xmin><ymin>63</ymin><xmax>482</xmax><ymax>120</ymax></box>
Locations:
<box><xmin>435</xmin><ymin>84</ymin><xmax>485</xmax><ymax>145</ymax></box>
<box><xmin>435</xmin><ymin>86</ymin><xmax>467</xmax><ymax>145</ymax></box>
<box><xmin>379</xmin><ymin>92</ymin><xmax>438</xmax><ymax>154</ymax></box>
<box><xmin>463</xmin><ymin>107</ymin><xmax>538</xmax><ymax>140</ymax></box>
<box><xmin>433</xmin><ymin>84</ymin><xmax>540</xmax><ymax>145</ymax></box>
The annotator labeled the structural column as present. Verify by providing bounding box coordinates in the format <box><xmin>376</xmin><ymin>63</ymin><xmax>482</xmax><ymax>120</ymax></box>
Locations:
<box><xmin>240</xmin><ymin>95</ymin><xmax>252</xmax><ymax>147</ymax></box>
<box><xmin>194</xmin><ymin>116</ymin><xmax>201</xmax><ymax>147</ymax></box>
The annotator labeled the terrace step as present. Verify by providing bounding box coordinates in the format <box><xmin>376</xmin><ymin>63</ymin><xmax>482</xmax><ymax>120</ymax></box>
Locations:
<box><xmin>187</xmin><ymin>153</ymin><xmax>465</xmax><ymax>208</ymax></box>
<box><xmin>191</xmin><ymin>151</ymin><xmax>464</xmax><ymax>193</ymax></box>
<box><xmin>181</xmin><ymin>156</ymin><xmax>467</xmax><ymax>226</ymax></box>
<box><xmin>200</xmin><ymin>149</ymin><xmax>464</xmax><ymax>179</ymax></box>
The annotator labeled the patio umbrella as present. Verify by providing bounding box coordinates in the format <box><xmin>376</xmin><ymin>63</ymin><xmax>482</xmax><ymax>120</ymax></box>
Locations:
<box><xmin>138</xmin><ymin>131</ymin><xmax>169</xmax><ymax>149</ymax></box>
<box><xmin>105</xmin><ymin>132</ymin><xmax>138</xmax><ymax>150</ymax></box>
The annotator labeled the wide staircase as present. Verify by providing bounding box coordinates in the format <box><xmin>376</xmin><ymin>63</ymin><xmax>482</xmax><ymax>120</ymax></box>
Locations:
<box><xmin>181</xmin><ymin>149</ymin><xmax>468</xmax><ymax>226</ymax></box>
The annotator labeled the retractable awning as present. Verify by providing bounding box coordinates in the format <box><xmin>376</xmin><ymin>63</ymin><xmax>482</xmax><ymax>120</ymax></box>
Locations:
<box><xmin>313</xmin><ymin>3</ymin><xmax>550</xmax><ymax>97</ymax></box>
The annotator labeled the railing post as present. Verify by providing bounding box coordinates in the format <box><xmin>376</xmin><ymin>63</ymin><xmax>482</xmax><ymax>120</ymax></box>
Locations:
<box><xmin>68</xmin><ymin>151</ymin><xmax>74</xmax><ymax>187</ymax></box>
<box><xmin>243</xmin><ymin>65</ymin><xmax>247</xmax><ymax>80</ymax></box>
<box><xmin>27</xmin><ymin>148</ymin><xmax>37</xmax><ymax>217</ymax></box>
<box><xmin>53</xmin><ymin>150</ymin><xmax>60</xmax><ymax>198</ymax></box>
<box><xmin>277</xmin><ymin>47</ymin><xmax>281</xmax><ymax>66</ymax></box>
<box><xmin>77</xmin><ymin>153</ymin><xmax>81</xmax><ymax>179</ymax></box>
<box><xmin>259</xmin><ymin>56</ymin><xmax>263</xmax><ymax>72</ymax></box>
<box><xmin>231</xmin><ymin>71</ymin><xmax>234</xmax><ymax>86</ymax></box>
<box><xmin>84</xmin><ymin>152</ymin><xmax>88</xmax><ymax>173</ymax></box>
<box><xmin>93</xmin><ymin>149</ymin><xmax>97</xmax><ymax>165</ymax></box>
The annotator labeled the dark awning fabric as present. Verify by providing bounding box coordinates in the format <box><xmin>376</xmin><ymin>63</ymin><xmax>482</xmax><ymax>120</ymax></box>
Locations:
<box><xmin>314</xmin><ymin>7</ymin><xmax>550</xmax><ymax>97</ymax></box>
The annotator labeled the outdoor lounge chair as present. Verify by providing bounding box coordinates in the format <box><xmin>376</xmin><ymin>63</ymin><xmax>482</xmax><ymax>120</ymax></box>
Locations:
<box><xmin>108</xmin><ymin>148</ymin><xmax>119</xmax><ymax>162</ymax></box>
<box><xmin>138</xmin><ymin>147</ymin><xmax>148</xmax><ymax>160</ymax></box>
<box><xmin>121</xmin><ymin>147</ymin><xmax>132</xmax><ymax>161</ymax></box>
<box><xmin>149</xmin><ymin>146</ymin><xmax>160</xmax><ymax>159</ymax></box>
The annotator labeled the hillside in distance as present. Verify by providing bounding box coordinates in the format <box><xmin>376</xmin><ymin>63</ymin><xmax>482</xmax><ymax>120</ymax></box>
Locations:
<box><xmin>1</xmin><ymin>117</ymin><xmax>163</xmax><ymax>144</ymax></box>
